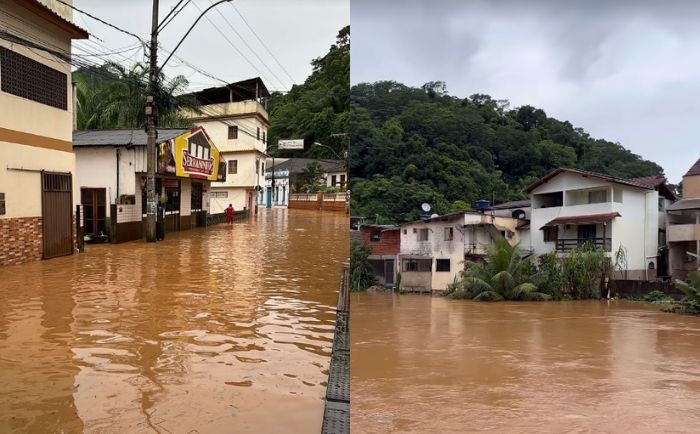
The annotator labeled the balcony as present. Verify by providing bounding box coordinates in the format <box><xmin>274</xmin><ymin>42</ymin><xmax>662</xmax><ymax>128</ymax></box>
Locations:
<box><xmin>667</xmin><ymin>224</ymin><xmax>700</xmax><ymax>243</ymax></box>
<box><xmin>556</xmin><ymin>237</ymin><xmax>612</xmax><ymax>252</ymax></box>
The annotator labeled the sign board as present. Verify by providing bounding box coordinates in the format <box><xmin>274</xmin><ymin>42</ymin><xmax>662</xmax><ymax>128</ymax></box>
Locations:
<box><xmin>158</xmin><ymin>127</ymin><xmax>225</xmax><ymax>181</ymax></box>
<box><xmin>278</xmin><ymin>139</ymin><xmax>304</xmax><ymax>150</ymax></box>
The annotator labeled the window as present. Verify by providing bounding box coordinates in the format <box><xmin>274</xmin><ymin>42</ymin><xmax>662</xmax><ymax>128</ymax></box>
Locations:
<box><xmin>658</xmin><ymin>198</ymin><xmax>664</xmax><ymax>211</ymax></box>
<box><xmin>0</xmin><ymin>192</ymin><xmax>4</xmax><ymax>215</ymax></box>
<box><xmin>191</xmin><ymin>183</ymin><xmax>203</xmax><ymax>210</ymax></box>
<box><xmin>403</xmin><ymin>229</ymin><xmax>407</xmax><ymax>234</ymax></box>
<box><xmin>444</xmin><ymin>227</ymin><xmax>454</xmax><ymax>241</ymax></box>
<box><xmin>402</xmin><ymin>258</ymin><xmax>432</xmax><ymax>272</ymax></box>
<box><xmin>418</xmin><ymin>228</ymin><xmax>429</xmax><ymax>241</ymax></box>
<box><xmin>332</xmin><ymin>175</ymin><xmax>338</xmax><ymax>186</ymax></box>
<box><xmin>262</xmin><ymin>163</ymin><xmax>265</xmax><ymax>174</ymax></box>
<box><xmin>228</xmin><ymin>160</ymin><xmax>238</xmax><ymax>174</ymax></box>
<box><xmin>228</xmin><ymin>126</ymin><xmax>238</xmax><ymax>139</ymax></box>
<box><xmin>257</xmin><ymin>127</ymin><xmax>260</xmax><ymax>140</ymax></box>
<box><xmin>370</xmin><ymin>231</ymin><xmax>381</xmax><ymax>242</ymax></box>
<box><xmin>577</xmin><ymin>224</ymin><xmax>596</xmax><ymax>240</ymax></box>
<box><xmin>263</xmin><ymin>131</ymin><xmax>266</xmax><ymax>144</ymax></box>
<box><xmin>543</xmin><ymin>226</ymin><xmax>558</xmax><ymax>242</ymax></box>
<box><xmin>256</xmin><ymin>158</ymin><xmax>260</xmax><ymax>174</ymax></box>
<box><xmin>0</xmin><ymin>47</ymin><xmax>68</xmax><ymax>110</ymax></box>
<box><xmin>436</xmin><ymin>259</ymin><xmax>451</xmax><ymax>272</ymax></box>
<box><xmin>588</xmin><ymin>190</ymin><xmax>607</xmax><ymax>204</ymax></box>
<box><xmin>340</xmin><ymin>174</ymin><xmax>346</xmax><ymax>188</ymax></box>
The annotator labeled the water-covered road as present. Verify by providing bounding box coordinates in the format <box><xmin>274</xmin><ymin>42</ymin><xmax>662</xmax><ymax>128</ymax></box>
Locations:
<box><xmin>0</xmin><ymin>209</ymin><xmax>348</xmax><ymax>433</ymax></box>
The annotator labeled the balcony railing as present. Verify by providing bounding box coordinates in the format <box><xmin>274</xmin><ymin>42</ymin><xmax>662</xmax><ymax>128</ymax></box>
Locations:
<box><xmin>556</xmin><ymin>237</ymin><xmax>611</xmax><ymax>252</ymax></box>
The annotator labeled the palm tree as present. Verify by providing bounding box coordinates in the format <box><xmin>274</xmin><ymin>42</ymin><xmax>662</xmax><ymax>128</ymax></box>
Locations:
<box><xmin>73</xmin><ymin>62</ymin><xmax>199</xmax><ymax>130</ymax></box>
<box><xmin>675</xmin><ymin>271</ymin><xmax>700</xmax><ymax>313</ymax></box>
<box><xmin>449</xmin><ymin>238</ymin><xmax>550</xmax><ymax>301</ymax></box>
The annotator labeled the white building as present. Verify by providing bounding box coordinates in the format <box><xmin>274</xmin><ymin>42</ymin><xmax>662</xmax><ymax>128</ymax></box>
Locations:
<box><xmin>183</xmin><ymin>78</ymin><xmax>269</xmax><ymax>215</ymax></box>
<box><xmin>527</xmin><ymin>168</ymin><xmax>675</xmax><ymax>281</ymax></box>
<box><xmin>398</xmin><ymin>211</ymin><xmax>526</xmax><ymax>292</ymax></box>
<box><xmin>666</xmin><ymin>158</ymin><xmax>700</xmax><ymax>279</ymax></box>
<box><xmin>73</xmin><ymin>127</ymin><xmax>225</xmax><ymax>243</ymax></box>
<box><xmin>261</xmin><ymin>158</ymin><xmax>347</xmax><ymax>208</ymax></box>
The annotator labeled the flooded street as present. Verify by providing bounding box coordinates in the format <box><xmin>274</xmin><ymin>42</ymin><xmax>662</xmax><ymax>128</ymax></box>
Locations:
<box><xmin>0</xmin><ymin>209</ymin><xmax>348</xmax><ymax>434</ymax></box>
<box><xmin>351</xmin><ymin>294</ymin><xmax>700</xmax><ymax>434</ymax></box>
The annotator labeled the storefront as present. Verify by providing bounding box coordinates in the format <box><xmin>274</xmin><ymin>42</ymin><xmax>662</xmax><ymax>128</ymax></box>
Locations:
<box><xmin>74</xmin><ymin>127</ymin><xmax>225</xmax><ymax>243</ymax></box>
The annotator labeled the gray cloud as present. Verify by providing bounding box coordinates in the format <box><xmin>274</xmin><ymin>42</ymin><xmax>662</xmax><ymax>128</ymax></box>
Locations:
<box><xmin>74</xmin><ymin>0</ymin><xmax>348</xmax><ymax>92</ymax></box>
<box><xmin>351</xmin><ymin>0</ymin><xmax>700</xmax><ymax>183</ymax></box>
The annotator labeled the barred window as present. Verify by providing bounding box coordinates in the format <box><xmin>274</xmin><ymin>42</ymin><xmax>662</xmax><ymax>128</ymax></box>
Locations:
<box><xmin>0</xmin><ymin>47</ymin><xmax>67</xmax><ymax>110</ymax></box>
<box><xmin>228</xmin><ymin>160</ymin><xmax>238</xmax><ymax>174</ymax></box>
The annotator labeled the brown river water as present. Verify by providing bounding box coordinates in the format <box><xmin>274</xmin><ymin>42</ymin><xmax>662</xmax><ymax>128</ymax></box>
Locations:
<box><xmin>351</xmin><ymin>294</ymin><xmax>700</xmax><ymax>434</ymax></box>
<box><xmin>0</xmin><ymin>209</ymin><xmax>348</xmax><ymax>434</ymax></box>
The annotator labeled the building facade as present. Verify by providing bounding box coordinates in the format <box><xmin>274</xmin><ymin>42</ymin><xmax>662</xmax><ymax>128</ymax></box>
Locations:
<box><xmin>0</xmin><ymin>0</ymin><xmax>88</xmax><ymax>266</ymax></box>
<box><xmin>527</xmin><ymin>169</ymin><xmax>675</xmax><ymax>281</ymax></box>
<box><xmin>667</xmin><ymin>158</ymin><xmax>700</xmax><ymax>279</ymax></box>
<box><xmin>73</xmin><ymin>127</ymin><xmax>225</xmax><ymax>243</ymax></box>
<box><xmin>360</xmin><ymin>225</ymin><xmax>400</xmax><ymax>287</ymax></box>
<box><xmin>398</xmin><ymin>212</ymin><xmax>525</xmax><ymax>292</ymax></box>
<box><xmin>262</xmin><ymin>158</ymin><xmax>347</xmax><ymax>208</ymax></box>
<box><xmin>183</xmin><ymin>78</ymin><xmax>269</xmax><ymax>215</ymax></box>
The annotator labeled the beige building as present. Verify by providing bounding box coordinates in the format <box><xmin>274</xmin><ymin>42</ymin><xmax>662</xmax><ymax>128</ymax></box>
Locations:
<box><xmin>0</xmin><ymin>0</ymin><xmax>87</xmax><ymax>266</ymax></box>
<box><xmin>183</xmin><ymin>78</ymin><xmax>270</xmax><ymax>215</ymax></box>
<box><xmin>667</xmin><ymin>158</ymin><xmax>700</xmax><ymax>279</ymax></box>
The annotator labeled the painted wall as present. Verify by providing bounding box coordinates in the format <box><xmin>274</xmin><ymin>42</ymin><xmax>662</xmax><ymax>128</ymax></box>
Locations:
<box><xmin>683</xmin><ymin>175</ymin><xmax>700</xmax><ymax>198</ymax></box>
<box><xmin>0</xmin><ymin>143</ymin><xmax>76</xmax><ymax>219</ymax></box>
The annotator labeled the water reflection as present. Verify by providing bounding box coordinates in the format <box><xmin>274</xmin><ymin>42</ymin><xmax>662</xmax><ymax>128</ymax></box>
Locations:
<box><xmin>0</xmin><ymin>209</ymin><xmax>347</xmax><ymax>433</ymax></box>
<box><xmin>351</xmin><ymin>295</ymin><xmax>700</xmax><ymax>433</ymax></box>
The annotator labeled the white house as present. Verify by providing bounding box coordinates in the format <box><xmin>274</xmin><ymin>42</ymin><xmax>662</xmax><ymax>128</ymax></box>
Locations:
<box><xmin>666</xmin><ymin>157</ymin><xmax>700</xmax><ymax>279</ymax></box>
<box><xmin>527</xmin><ymin>168</ymin><xmax>675</xmax><ymax>281</ymax></box>
<box><xmin>183</xmin><ymin>77</ymin><xmax>269</xmax><ymax>215</ymax></box>
<box><xmin>73</xmin><ymin>127</ymin><xmax>225</xmax><ymax>243</ymax></box>
<box><xmin>398</xmin><ymin>211</ymin><xmax>526</xmax><ymax>292</ymax></box>
<box><xmin>261</xmin><ymin>158</ymin><xmax>347</xmax><ymax>208</ymax></box>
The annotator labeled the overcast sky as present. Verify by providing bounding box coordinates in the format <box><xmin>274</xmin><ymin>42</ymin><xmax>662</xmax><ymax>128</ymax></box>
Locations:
<box><xmin>351</xmin><ymin>0</ymin><xmax>700</xmax><ymax>183</ymax></box>
<box><xmin>73</xmin><ymin>0</ymin><xmax>348</xmax><ymax>93</ymax></box>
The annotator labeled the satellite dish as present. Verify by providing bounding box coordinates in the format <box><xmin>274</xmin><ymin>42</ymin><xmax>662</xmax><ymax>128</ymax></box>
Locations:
<box><xmin>430</xmin><ymin>213</ymin><xmax>439</xmax><ymax>219</ymax></box>
<box><xmin>421</xmin><ymin>203</ymin><xmax>431</xmax><ymax>212</ymax></box>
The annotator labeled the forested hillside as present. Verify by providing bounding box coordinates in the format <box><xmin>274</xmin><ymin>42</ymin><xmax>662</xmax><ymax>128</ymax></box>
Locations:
<box><xmin>350</xmin><ymin>81</ymin><xmax>664</xmax><ymax>223</ymax></box>
<box><xmin>267</xmin><ymin>26</ymin><xmax>349</xmax><ymax>160</ymax></box>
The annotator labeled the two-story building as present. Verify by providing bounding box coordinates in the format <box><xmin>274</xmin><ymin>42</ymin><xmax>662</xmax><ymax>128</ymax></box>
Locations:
<box><xmin>0</xmin><ymin>0</ymin><xmax>88</xmax><ymax>266</ymax></box>
<box><xmin>527</xmin><ymin>168</ymin><xmax>675</xmax><ymax>280</ymax></box>
<box><xmin>183</xmin><ymin>78</ymin><xmax>269</xmax><ymax>215</ymax></box>
<box><xmin>667</xmin><ymin>158</ymin><xmax>700</xmax><ymax>279</ymax></box>
<box><xmin>398</xmin><ymin>211</ymin><xmax>525</xmax><ymax>292</ymax></box>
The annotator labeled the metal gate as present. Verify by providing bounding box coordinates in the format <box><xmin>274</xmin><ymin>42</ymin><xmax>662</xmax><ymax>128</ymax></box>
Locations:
<box><xmin>42</xmin><ymin>172</ymin><xmax>73</xmax><ymax>259</ymax></box>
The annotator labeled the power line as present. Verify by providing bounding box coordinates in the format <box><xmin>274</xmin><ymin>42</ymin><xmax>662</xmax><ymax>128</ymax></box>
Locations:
<box><xmin>158</xmin><ymin>0</ymin><xmax>191</xmax><ymax>31</ymax></box>
<box><xmin>229</xmin><ymin>2</ymin><xmax>297</xmax><ymax>85</ymax></box>
<box><xmin>190</xmin><ymin>0</ymin><xmax>286</xmax><ymax>91</ymax></box>
<box><xmin>207</xmin><ymin>0</ymin><xmax>290</xmax><ymax>90</ymax></box>
<box><xmin>54</xmin><ymin>0</ymin><xmax>145</xmax><ymax>43</ymax></box>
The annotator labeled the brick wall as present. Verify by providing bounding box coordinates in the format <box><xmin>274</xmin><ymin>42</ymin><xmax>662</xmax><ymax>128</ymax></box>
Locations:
<box><xmin>0</xmin><ymin>217</ymin><xmax>43</xmax><ymax>266</ymax></box>
<box><xmin>360</xmin><ymin>227</ymin><xmax>400</xmax><ymax>255</ymax></box>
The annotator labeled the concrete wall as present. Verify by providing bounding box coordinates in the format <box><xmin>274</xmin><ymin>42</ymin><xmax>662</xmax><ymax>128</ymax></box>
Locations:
<box><xmin>683</xmin><ymin>175</ymin><xmax>700</xmax><ymax>198</ymax></box>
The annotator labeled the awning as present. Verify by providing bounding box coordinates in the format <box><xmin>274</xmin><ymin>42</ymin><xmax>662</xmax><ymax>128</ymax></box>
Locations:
<box><xmin>667</xmin><ymin>198</ymin><xmax>700</xmax><ymax>211</ymax></box>
<box><xmin>540</xmin><ymin>212</ymin><xmax>621</xmax><ymax>229</ymax></box>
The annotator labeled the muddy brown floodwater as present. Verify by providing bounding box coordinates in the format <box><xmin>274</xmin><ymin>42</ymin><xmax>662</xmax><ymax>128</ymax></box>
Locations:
<box><xmin>0</xmin><ymin>209</ymin><xmax>348</xmax><ymax>434</ymax></box>
<box><xmin>351</xmin><ymin>294</ymin><xmax>700</xmax><ymax>434</ymax></box>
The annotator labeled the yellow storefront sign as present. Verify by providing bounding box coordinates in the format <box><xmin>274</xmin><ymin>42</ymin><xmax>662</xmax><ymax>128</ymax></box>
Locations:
<box><xmin>158</xmin><ymin>127</ymin><xmax>225</xmax><ymax>181</ymax></box>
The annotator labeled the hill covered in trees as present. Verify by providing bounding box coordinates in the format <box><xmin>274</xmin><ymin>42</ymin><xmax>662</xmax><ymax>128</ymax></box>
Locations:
<box><xmin>267</xmin><ymin>26</ymin><xmax>349</xmax><ymax>160</ymax></box>
<box><xmin>350</xmin><ymin>81</ymin><xmax>665</xmax><ymax>223</ymax></box>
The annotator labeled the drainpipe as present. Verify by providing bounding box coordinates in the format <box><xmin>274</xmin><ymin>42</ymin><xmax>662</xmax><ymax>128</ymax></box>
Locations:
<box><xmin>72</xmin><ymin>81</ymin><xmax>78</xmax><ymax>130</ymax></box>
<box><xmin>116</xmin><ymin>148</ymin><xmax>121</xmax><ymax>202</ymax></box>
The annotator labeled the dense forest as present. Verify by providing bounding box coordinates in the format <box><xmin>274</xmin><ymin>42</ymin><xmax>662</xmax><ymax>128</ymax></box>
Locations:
<box><xmin>350</xmin><ymin>81</ymin><xmax>665</xmax><ymax>223</ymax></box>
<box><xmin>267</xmin><ymin>26</ymin><xmax>349</xmax><ymax>160</ymax></box>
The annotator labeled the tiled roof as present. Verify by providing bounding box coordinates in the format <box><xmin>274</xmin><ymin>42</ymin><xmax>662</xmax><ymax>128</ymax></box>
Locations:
<box><xmin>684</xmin><ymin>158</ymin><xmax>700</xmax><ymax>177</ymax></box>
<box><xmin>527</xmin><ymin>168</ymin><xmax>658</xmax><ymax>192</ymax></box>
<box><xmin>73</xmin><ymin>129</ymin><xmax>189</xmax><ymax>147</ymax></box>
<box><xmin>541</xmin><ymin>212</ymin><xmax>621</xmax><ymax>228</ymax></box>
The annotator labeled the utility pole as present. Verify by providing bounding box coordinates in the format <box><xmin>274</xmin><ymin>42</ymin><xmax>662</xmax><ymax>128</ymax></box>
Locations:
<box><xmin>145</xmin><ymin>0</ymin><xmax>159</xmax><ymax>242</ymax></box>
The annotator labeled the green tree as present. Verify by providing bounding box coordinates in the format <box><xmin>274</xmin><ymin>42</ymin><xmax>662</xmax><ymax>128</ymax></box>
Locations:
<box><xmin>350</xmin><ymin>241</ymin><xmax>374</xmax><ymax>292</ymax></box>
<box><xmin>448</xmin><ymin>239</ymin><xmax>549</xmax><ymax>301</ymax></box>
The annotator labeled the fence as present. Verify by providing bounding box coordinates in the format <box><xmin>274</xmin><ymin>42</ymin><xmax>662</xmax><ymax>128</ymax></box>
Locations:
<box><xmin>289</xmin><ymin>192</ymin><xmax>348</xmax><ymax>213</ymax></box>
<box><xmin>206</xmin><ymin>209</ymin><xmax>249</xmax><ymax>225</ymax></box>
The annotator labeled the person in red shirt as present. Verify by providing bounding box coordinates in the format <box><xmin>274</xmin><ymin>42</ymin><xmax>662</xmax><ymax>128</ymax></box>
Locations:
<box><xmin>225</xmin><ymin>203</ymin><xmax>234</xmax><ymax>224</ymax></box>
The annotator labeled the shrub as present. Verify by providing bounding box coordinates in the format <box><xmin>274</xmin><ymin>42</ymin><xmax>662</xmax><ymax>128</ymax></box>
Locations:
<box><xmin>350</xmin><ymin>240</ymin><xmax>374</xmax><ymax>292</ymax></box>
<box><xmin>643</xmin><ymin>290</ymin><xmax>673</xmax><ymax>303</ymax></box>
<box><xmin>675</xmin><ymin>272</ymin><xmax>700</xmax><ymax>314</ymax></box>
<box><xmin>561</xmin><ymin>243</ymin><xmax>609</xmax><ymax>299</ymax></box>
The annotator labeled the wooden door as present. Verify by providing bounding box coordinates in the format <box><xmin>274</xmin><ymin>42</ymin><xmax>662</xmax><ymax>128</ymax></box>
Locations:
<box><xmin>42</xmin><ymin>172</ymin><xmax>73</xmax><ymax>259</ymax></box>
<box><xmin>81</xmin><ymin>188</ymin><xmax>106</xmax><ymax>234</ymax></box>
